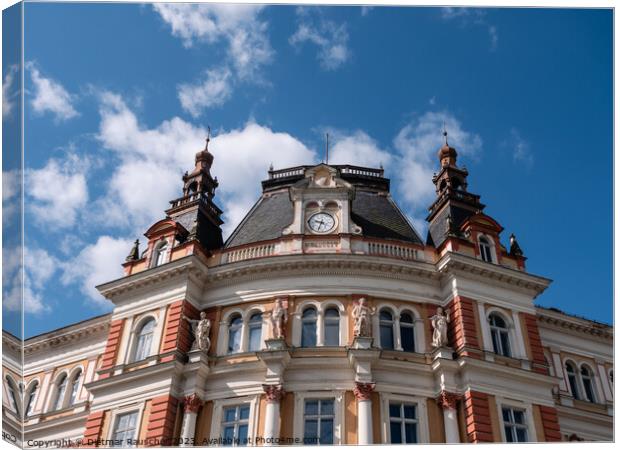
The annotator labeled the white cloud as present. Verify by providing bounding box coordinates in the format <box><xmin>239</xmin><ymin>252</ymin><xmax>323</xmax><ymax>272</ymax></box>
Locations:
<box><xmin>506</xmin><ymin>128</ymin><xmax>533</xmax><ymax>166</ymax></box>
<box><xmin>360</xmin><ymin>6</ymin><xmax>373</xmax><ymax>16</ymax></box>
<box><xmin>2</xmin><ymin>65</ymin><xmax>18</xmax><ymax>120</ymax></box>
<box><xmin>440</xmin><ymin>7</ymin><xmax>498</xmax><ymax>51</ymax></box>
<box><xmin>327</xmin><ymin>130</ymin><xmax>392</xmax><ymax>168</ymax></box>
<box><xmin>290</xmin><ymin>12</ymin><xmax>350</xmax><ymax>70</ymax></box>
<box><xmin>2</xmin><ymin>169</ymin><xmax>20</xmax><ymax>227</ymax></box>
<box><xmin>27</xmin><ymin>62</ymin><xmax>78</xmax><ymax>121</ymax></box>
<box><xmin>2</xmin><ymin>246</ymin><xmax>56</xmax><ymax>314</ymax></box>
<box><xmin>178</xmin><ymin>67</ymin><xmax>233</xmax><ymax>117</ymax></box>
<box><xmin>393</xmin><ymin>111</ymin><xmax>482</xmax><ymax>212</ymax></box>
<box><xmin>152</xmin><ymin>4</ymin><xmax>272</xmax><ymax>79</ymax></box>
<box><xmin>60</xmin><ymin>236</ymin><xmax>132</xmax><ymax>307</ymax></box>
<box><xmin>26</xmin><ymin>154</ymin><xmax>89</xmax><ymax>228</ymax></box>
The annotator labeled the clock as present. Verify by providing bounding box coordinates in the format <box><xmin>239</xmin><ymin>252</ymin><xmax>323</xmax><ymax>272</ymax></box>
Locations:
<box><xmin>307</xmin><ymin>212</ymin><xmax>336</xmax><ymax>233</ymax></box>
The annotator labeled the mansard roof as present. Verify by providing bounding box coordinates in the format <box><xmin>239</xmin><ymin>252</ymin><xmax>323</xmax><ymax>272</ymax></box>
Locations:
<box><xmin>225</xmin><ymin>165</ymin><xmax>423</xmax><ymax>248</ymax></box>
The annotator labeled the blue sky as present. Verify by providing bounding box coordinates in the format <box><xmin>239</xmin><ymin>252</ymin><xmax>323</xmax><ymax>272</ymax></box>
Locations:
<box><xmin>2</xmin><ymin>4</ymin><xmax>612</xmax><ymax>337</ymax></box>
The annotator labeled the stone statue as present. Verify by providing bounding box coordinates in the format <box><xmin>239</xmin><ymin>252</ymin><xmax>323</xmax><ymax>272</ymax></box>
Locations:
<box><xmin>431</xmin><ymin>307</ymin><xmax>450</xmax><ymax>348</ymax></box>
<box><xmin>270</xmin><ymin>297</ymin><xmax>288</xmax><ymax>339</ymax></box>
<box><xmin>183</xmin><ymin>311</ymin><xmax>211</xmax><ymax>352</ymax></box>
<box><xmin>352</xmin><ymin>297</ymin><xmax>375</xmax><ymax>337</ymax></box>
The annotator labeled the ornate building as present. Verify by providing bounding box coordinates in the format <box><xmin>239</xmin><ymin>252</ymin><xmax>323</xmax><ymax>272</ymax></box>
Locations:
<box><xmin>3</xmin><ymin>136</ymin><xmax>613</xmax><ymax>447</ymax></box>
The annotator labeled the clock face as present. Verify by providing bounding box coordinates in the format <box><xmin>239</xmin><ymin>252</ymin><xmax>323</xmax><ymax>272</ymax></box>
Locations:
<box><xmin>308</xmin><ymin>212</ymin><xmax>336</xmax><ymax>233</ymax></box>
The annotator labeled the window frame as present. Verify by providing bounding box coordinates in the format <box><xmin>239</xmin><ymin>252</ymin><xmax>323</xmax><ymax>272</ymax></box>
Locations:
<box><xmin>52</xmin><ymin>373</ymin><xmax>68</xmax><ymax>411</ymax></box>
<box><xmin>323</xmin><ymin>307</ymin><xmax>340</xmax><ymax>347</ymax></box>
<box><xmin>301</xmin><ymin>306</ymin><xmax>318</xmax><ymax>348</ymax></box>
<box><xmin>68</xmin><ymin>368</ymin><xmax>83</xmax><ymax>407</ymax></box>
<box><xmin>477</xmin><ymin>234</ymin><xmax>496</xmax><ymax>263</ymax></box>
<box><xmin>107</xmin><ymin>404</ymin><xmax>144</xmax><ymax>448</ymax></box>
<box><xmin>579</xmin><ymin>363</ymin><xmax>598</xmax><ymax>403</ymax></box>
<box><xmin>565</xmin><ymin>360</ymin><xmax>582</xmax><ymax>400</ymax></box>
<box><xmin>302</xmin><ymin>398</ymin><xmax>336</xmax><ymax>445</ymax></box>
<box><xmin>501</xmin><ymin>406</ymin><xmax>529</xmax><ymax>443</ymax></box>
<box><xmin>378</xmin><ymin>308</ymin><xmax>396</xmax><ymax>350</ymax></box>
<box><xmin>487</xmin><ymin>311</ymin><xmax>513</xmax><ymax>358</ymax></box>
<box><xmin>25</xmin><ymin>380</ymin><xmax>39</xmax><ymax>417</ymax></box>
<box><xmin>150</xmin><ymin>238</ymin><xmax>170</xmax><ymax>268</ymax></box>
<box><xmin>227</xmin><ymin>313</ymin><xmax>244</xmax><ymax>354</ymax></box>
<box><xmin>494</xmin><ymin>397</ymin><xmax>537</xmax><ymax>443</ymax></box>
<box><xmin>379</xmin><ymin>393</ymin><xmax>429</xmax><ymax>444</ymax></box>
<box><xmin>247</xmin><ymin>311</ymin><xmax>264</xmax><ymax>353</ymax></box>
<box><xmin>387</xmin><ymin>401</ymin><xmax>419</xmax><ymax>444</ymax></box>
<box><xmin>293</xmin><ymin>391</ymin><xmax>345</xmax><ymax>445</ymax></box>
<box><xmin>5</xmin><ymin>375</ymin><xmax>21</xmax><ymax>415</ymax></box>
<box><xmin>210</xmin><ymin>395</ymin><xmax>260</xmax><ymax>446</ymax></box>
<box><xmin>220</xmin><ymin>404</ymin><xmax>252</xmax><ymax>446</ymax></box>
<box><xmin>130</xmin><ymin>317</ymin><xmax>157</xmax><ymax>363</ymax></box>
<box><xmin>292</xmin><ymin>300</ymin><xmax>348</xmax><ymax>348</ymax></box>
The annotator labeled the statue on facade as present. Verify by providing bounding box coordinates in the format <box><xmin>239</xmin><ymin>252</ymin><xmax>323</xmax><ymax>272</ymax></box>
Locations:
<box><xmin>431</xmin><ymin>307</ymin><xmax>450</xmax><ymax>348</ymax></box>
<box><xmin>270</xmin><ymin>297</ymin><xmax>288</xmax><ymax>340</ymax></box>
<box><xmin>182</xmin><ymin>311</ymin><xmax>211</xmax><ymax>352</ymax></box>
<box><xmin>352</xmin><ymin>297</ymin><xmax>375</xmax><ymax>337</ymax></box>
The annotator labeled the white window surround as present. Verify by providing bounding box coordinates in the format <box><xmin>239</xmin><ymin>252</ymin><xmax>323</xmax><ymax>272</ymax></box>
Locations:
<box><xmin>494</xmin><ymin>396</ymin><xmax>537</xmax><ymax>443</ymax></box>
<box><xmin>210</xmin><ymin>395</ymin><xmax>260</xmax><ymax>446</ymax></box>
<box><xmin>24</xmin><ymin>378</ymin><xmax>41</xmax><ymax>417</ymax></box>
<box><xmin>291</xmin><ymin>300</ymin><xmax>348</xmax><ymax>348</ymax></box>
<box><xmin>477</xmin><ymin>233</ymin><xmax>497</xmax><ymax>264</ymax></box>
<box><xmin>125</xmin><ymin>314</ymin><xmax>159</xmax><ymax>364</ymax></box>
<box><xmin>480</xmin><ymin>306</ymin><xmax>527</xmax><ymax>360</ymax></box>
<box><xmin>149</xmin><ymin>236</ymin><xmax>173</xmax><ymax>268</ymax></box>
<box><xmin>293</xmin><ymin>391</ymin><xmax>345</xmax><ymax>445</ymax></box>
<box><xmin>379</xmin><ymin>393</ymin><xmax>429</xmax><ymax>444</ymax></box>
<box><xmin>561</xmin><ymin>357</ymin><xmax>605</xmax><ymax>404</ymax></box>
<box><xmin>372</xmin><ymin>303</ymin><xmax>425</xmax><ymax>353</ymax></box>
<box><xmin>4</xmin><ymin>375</ymin><xmax>20</xmax><ymax>414</ymax></box>
<box><xmin>217</xmin><ymin>307</ymin><xmax>268</xmax><ymax>356</ymax></box>
<box><xmin>107</xmin><ymin>403</ymin><xmax>145</xmax><ymax>447</ymax></box>
<box><xmin>44</xmin><ymin>365</ymin><xmax>86</xmax><ymax>412</ymax></box>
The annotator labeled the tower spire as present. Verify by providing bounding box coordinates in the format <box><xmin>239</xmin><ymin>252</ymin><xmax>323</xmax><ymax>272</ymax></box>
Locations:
<box><xmin>325</xmin><ymin>133</ymin><xmax>329</xmax><ymax>165</ymax></box>
<box><xmin>205</xmin><ymin>125</ymin><xmax>211</xmax><ymax>150</ymax></box>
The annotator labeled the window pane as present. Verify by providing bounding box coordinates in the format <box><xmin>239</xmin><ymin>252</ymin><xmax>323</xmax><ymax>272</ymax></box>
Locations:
<box><xmin>501</xmin><ymin>408</ymin><xmax>510</xmax><ymax>422</ymax></box>
<box><xmin>404</xmin><ymin>423</ymin><xmax>417</xmax><ymax>443</ymax></box>
<box><xmin>584</xmin><ymin>380</ymin><xmax>595</xmax><ymax>402</ymax></box>
<box><xmin>223</xmin><ymin>426</ymin><xmax>235</xmax><ymax>444</ymax></box>
<box><xmin>400</xmin><ymin>313</ymin><xmax>413</xmax><ymax>324</ymax></box>
<box><xmin>568</xmin><ymin>374</ymin><xmax>580</xmax><ymax>399</ymax></box>
<box><xmin>380</xmin><ymin>310</ymin><xmax>393</xmax><ymax>321</ymax></box>
<box><xmin>390</xmin><ymin>421</ymin><xmax>402</xmax><ymax>444</ymax></box>
<box><xmin>401</xmin><ymin>326</ymin><xmax>415</xmax><ymax>352</ymax></box>
<box><xmin>325</xmin><ymin>308</ymin><xmax>339</xmax><ymax>318</ymax></box>
<box><xmin>380</xmin><ymin>324</ymin><xmax>394</xmax><ymax>350</ymax></box>
<box><xmin>224</xmin><ymin>407</ymin><xmax>237</xmax><ymax>423</ymax></box>
<box><xmin>228</xmin><ymin>328</ymin><xmax>241</xmax><ymax>353</ymax></box>
<box><xmin>304</xmin><ymin>419</ymin><xmax>318</xmax><ymax>443</ymax></box>
<box><xmin>324</xmin><ymin>322</ymin><xmax>339</xmax><ymax>346</ymax></box>
<box><xmin>504</xmin><ymin>426</ymin><xmax>514</xmax><ymax>443</ymax></box>
<box><xmin>319</xmin><ymin>419</ymin><xmax>334</xmax><ymax>445</ymax></box>
<box><xmin>403</xmin><ymin>404</ymin><xmax>416</xmax><ymax>419</ymax></box>
<box><xmin>305</xmin><ymin>400</ymin><xmax>319</xmax><ymax>416</ymax></box>
<box><xmin>239</xmin><ymin>405</ymin><xmax>250</xmax><ymax>420</ymax></box>
<box><xmin>516</xmin><ymin>428</ymin><xmax>528</xmax><ymax>442</ymax></box>
<box><xmin>389</xmin><ymin>404</ymin><xmax>401</xmax><ymax>418</ymax></box>
<box><xmin>302</xmin><ymin>322</ymin><xmax>317</xmax><ymax>347</ymax></box>
<box><xmin>513</xmin><ymin>410</ymin><xmax>525</xmax><ymax>424</ymax></box>
<box><xmin>320</xmin><ymin>400</ymin><xmax>334</xmax><ymax>416</ymax></box>
<box><xmin>303</xmin><ymin>308</ymin><xmax>317</xmax><ymax>319</ymax></box>
<box><xmin>491</xmin><ymin>330</ymin><xmax>501</xmax><ymax>355</ymax></box>
<box><xmin>248</xmin><ymin>326</ymin><xmax>262</xmax><ymax>352</ymax></box>
<box><xmin>500</xmin><ymin>332</ymin><xmax>511</xmax><ymax>357</ymax></box>
<box><xmin>238</xmin><ymin>424</ymin><xmax>249</xmax><ymax>446</ymax></box>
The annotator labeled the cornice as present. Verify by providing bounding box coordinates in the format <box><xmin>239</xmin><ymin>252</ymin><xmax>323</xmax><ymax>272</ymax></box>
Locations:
<box><xmin>536</xmin><ymin>311</ymin><xmax>613</xmax><ymax>340</ymax></box>
<box><xmin>23</xmin><ymin>319</ymin><xmax>110</xmax><ymax>355</ymax></box>
<box><xmin>437</xmin><ymin>252</ymin><xmax>552</xmax><ymax>296</ymax></box>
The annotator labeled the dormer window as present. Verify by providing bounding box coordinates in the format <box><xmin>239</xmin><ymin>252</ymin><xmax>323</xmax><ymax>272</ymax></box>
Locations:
<box><xmin>152</xmin><ymin>240</ymin><xmax>168</xmax><ymax>268</ymax></box>
<box><xmin>479</xmin><ymin>236</ymin><xmax>494</xmax><ymax>263</ymax></box>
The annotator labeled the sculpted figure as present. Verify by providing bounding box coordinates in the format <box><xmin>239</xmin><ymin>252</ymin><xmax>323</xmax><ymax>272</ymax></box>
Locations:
<box><xmin>183</xmin><ymin>311</ymin><xmax>211</xmax><ymax>352</ymax></box>
<box><xmin>431</xmin><ymin>307</ymin><xmax>450</xmax><ymax>348</ymax></box>
<box><xmin>270</xmin><ymin>297</ymin><xmax>288</xmax><ymax>339</ymax></box>
<box><xmin>352</xmin><ymin>298</ymin><xmax>375</xmax><ymax>337</ymax></box>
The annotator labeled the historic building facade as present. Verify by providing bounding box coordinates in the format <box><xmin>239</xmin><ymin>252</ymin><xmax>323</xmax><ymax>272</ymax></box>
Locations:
<box><xmin>3</xmin><ymin>136</ymin><xmax>613</xmax><ymax>446</ymax></box>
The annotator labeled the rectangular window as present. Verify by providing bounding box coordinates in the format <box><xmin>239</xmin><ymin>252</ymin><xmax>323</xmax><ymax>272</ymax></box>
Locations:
<box><xmin>502</xmin><ymin>407</ymin><xmax>528</xmax><ymax>443</ymax></box>
<box><xmin>389</xmin><ymin>402</ymin><xmax>418</xmax><ymax>444</ymax></box>
<box><xmin>111</xmin><ymin>411</ymin><xmax>138</xmax><ymax>447</ymax></box>
<box><xmin>221</xmin><ymin>405</ymin><xmax>250</xmax><ymax>446</ymax></box>
<box><xmin>303</xmin><ymin>399</ymin><xmax>334</xmax><ymax>445</ymax></box>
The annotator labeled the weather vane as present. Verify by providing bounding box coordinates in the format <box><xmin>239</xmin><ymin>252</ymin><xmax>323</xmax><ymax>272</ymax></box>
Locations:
<box><xmin>442</xmin><ymin>121</ymin><xmax>448</xmax><ymax>145</ymax></box>
<box><xmin>206</xmin><ymin>126</ymin><xmax>211</xmax><ymax>149</ymax></box>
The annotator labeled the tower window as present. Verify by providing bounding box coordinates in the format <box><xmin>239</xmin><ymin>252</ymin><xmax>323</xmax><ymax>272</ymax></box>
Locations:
<box><xmin>228</xmin><ymin>315</ymin><xmax>243</xmax><ymax>354</ymax></box>
<box><xmin>379</xmin><ymin>309</ymin><xmax>395</xmax><ymax>350</ymax></box>
<box><xmin>301</xmin><ymin>307</ymin><xmax>318</xmax><ymax>348</ymax></box>
<box><xmin>479</xmin><ymin>236</ymin><xmax>494</xmax><ymax>263</ymax></box>
<box><xmin>247</xmin><ymin>312</ymin><xmax>263</xmax><ymax>352</ymax></box>
<box><xmin>151</xmin><ymin>240</ymin><xmax>168</xmax><ymax>267</ymax></box>
<box><xmin>489</xmin><ymin>313</ymin><xmax>511</xmax><ymax>357</ymax></box>
<box><xmin>580</xmin><ymin>365</ymin><xmax>597</xmax><ymax>403</ymax></box>
<box><xmin>399</xmin><ymin>312</ymin><xmax>415</xmax><ymax>352</ymax></box>
<box><xmin>324</xmin><ymin>308</ymin><xmax>340</xmax><ymax>346</ymax></box>
<box><xmin>133</xmin><ymin>319</ymin><xmax>156</xmax><ymax>362</ymax></box>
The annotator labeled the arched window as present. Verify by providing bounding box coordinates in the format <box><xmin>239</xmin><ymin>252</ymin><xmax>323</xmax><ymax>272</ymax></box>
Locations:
<box><xmin>301</xmin><ymin>307</ymin><xmax>317</xmax><ymax>348</ymax></box>
<box><xmin>68</xmin><ymin>370</ymin><xmax>82</xmax><ymax>406</ymax></box>
<box><xmin>380</xmin><ymin>309</ymin><xmax>395</xmax><ymax>350</ymax></box>
<box><xmin>5</xmin><ymin>376</ymin><xmax>20</xmax><ymax>414</ymax></box>
<box><xmin>400</xmin><ymin>312</ymin><xmax>415</xmax><ymax>352</ymax></box>
<box><xmin>25</xmin><ymin>381</ymin><xmax>38</xmax><ymax>417</ymax></box>
<box><xmin>324</xmin><ymin>307</ymin><xmax>340</xmax><ymax>346</ymax></box>
<box><xmin>565</xmin><ymin>362</ymin><xmax>580</xmax><ymax>400</ymax></box>
<box><xmin>228</xmin><ymin>314</ymin><xmax>243</xmax><ymax>354</ymax></box>
<box><xmin>133</xmin><ymin>319</ymin><xmax>155</xmax><ymax>362</ymax></box>
<box><xmin>53</xmin><ymin>375</ymin><xmax>68</xmax><ymax>411</ymax></box>
<box><xmin>247</xmin><ymin>312</ymin><xmax>263</xmax><ymax>352</ymax></box>
<box><xmin>489</xmin><ymin>314</ymin><xmax>511</xmax><ymax>357</ymax></box>
<box><xmin>151</xmin><ymin>240</ymin><xmax>168</xmax><ymax>267</ymax></box>
<box><xmin>580</xmin><ymin>365</ymin><xmax>597</xmax><ymax>403</ymax></box>
<box><xmin>479</xmin><ymin>236</ymin><xmax>493</xmax><ymax>263</ymax></box>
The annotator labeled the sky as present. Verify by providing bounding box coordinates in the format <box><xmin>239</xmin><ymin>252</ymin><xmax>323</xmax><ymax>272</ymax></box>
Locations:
<box><xmin>1</xmin><ymin>3</ymin><xmax>613</xmax><ymax>338</ymax></box>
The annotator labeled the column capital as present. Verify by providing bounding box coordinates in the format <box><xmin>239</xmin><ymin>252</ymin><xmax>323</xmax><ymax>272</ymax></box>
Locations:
<box><xmin>183</xmin><ymin>394</ymin><xmax>203</xmax><ymax>413</ymax></box>
<box><xmin>353</xmin><ymin>382</ymin><xmax>375</xmax><ymax>401</ymax></box>
<box><xmin>263</xmin><ymin>384</ymin><xmax>285</xmax><ymax>403</ymax></box>
<box><xmin>436</xmin><ymin>390</ymin><xmax>461</xmax><ymax>410</ymax></box>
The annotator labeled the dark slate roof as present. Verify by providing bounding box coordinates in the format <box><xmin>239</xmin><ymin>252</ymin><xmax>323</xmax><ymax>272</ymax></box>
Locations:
<box><xmin>225</xmin><ymin>188</ymin><xmax>423</xmax><ymax>248</ymax></box>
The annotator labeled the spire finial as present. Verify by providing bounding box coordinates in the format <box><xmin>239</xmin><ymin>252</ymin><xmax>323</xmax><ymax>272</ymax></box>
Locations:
<box><xmin>325</xmin><ymin>133</ymin><xmax>329</xmax><ymax>165</ymax></box>
<box><xmin>205</xmin><ymin>126</ymin><xmax>211</xmax><ymax>150</ymax></box>
<box><xmin>442</xmin><ymin>121</ymin><xmax>448</xmax><ymax>146</ymax></box>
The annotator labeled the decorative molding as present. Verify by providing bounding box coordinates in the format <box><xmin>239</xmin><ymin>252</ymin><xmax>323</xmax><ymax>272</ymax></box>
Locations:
<box><xmin>183</xmin><ymin>394</ymin><xmax>202</xmax><ymax>413</ymax></box>
<box><xmin>262</xmin><ymin>384</ymin><xmax>284</xmax><ymax>403</ymax></box>
<box><xmin>353</xmin><ymin>382</ymin><xmax>375</xmax><ymax>401</ymax></box>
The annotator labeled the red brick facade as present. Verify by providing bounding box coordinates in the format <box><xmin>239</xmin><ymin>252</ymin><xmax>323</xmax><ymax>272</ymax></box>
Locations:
<box><xmin>98</xmin><ymin>319</ymin><xmax>124</xmax><ymax>380</ymax></box>
<box><xmin>463</xmin><ymin>390</ymin><xmax>494</xmax><ymax>443</ymax></box>
<box><xmin>81</xmin><ymin>411</ymin><xmax>105</xmax><ymax>447</ymax></box>
<box><xmin>447</xmin><ymin>296</ymin><xmax>481</xmax><ymax>358</ymax></box>
<box><xmin>522</xmin><ymin>313</ymin><xmax>548</xmax><ymax>374</ymax></box>
<box><xmin>159</xmin><ymin>300</ymin><xmax>198</xmax><ymax>362</ymax></box>
<box><xmin>145</xmin><ymin>395</ymin><xmax>180</xmax><ymax>446</ymax></box>
<box><xmin>538</xmin><ymin>405</ymin><xmax>562</xmax><ymax>442</ymax></box>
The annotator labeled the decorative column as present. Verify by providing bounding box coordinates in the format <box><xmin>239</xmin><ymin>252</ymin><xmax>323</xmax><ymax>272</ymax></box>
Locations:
<box><xmin>354</xmin><ymin>382</ymin><xmax>375</xmax><ymax>445</ymax></box>
<box><xmin>263</xmin><ymin>385</ymin><xmax>284</xmax><ymax>446</ymax></box>
<box><xmin>436</xmin><ymin>391</ymin><xmax>461</xmax><ymax>443</ymax></box>
<box><xmin>180</xmin><ymin>394</ymin><xmax>202</xmax><ymax>447</ymax></box>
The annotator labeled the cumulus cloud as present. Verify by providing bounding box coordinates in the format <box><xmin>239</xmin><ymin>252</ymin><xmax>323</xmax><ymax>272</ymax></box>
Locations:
<box><xmin>26</xmin><ymin>154</ymin><xmax>89</xmax><ymax>228</ymax></box>
<box><xmin>440</xmin><ymin>7</ymin><xmax>498</xmax><ymax>51</ymax></box>
<box><xmin>2</xmin><ymin>246</ymin><xmax>56</xmax><ymax>314</ymax></box>
<box><xmin>27</xmin><ymin>62</ymin><xmax>78</xmax><ymax>121</ymax></box>
<box><xmin>152</xmin><ymin>3</ymin><xmax>272</xmax><ymax>79</ymax></box>
<box><xmin>2</xmin><ymin>169</ymin><xmax>21</xmax><ymax>227</ymax></box>
<box><xmin>327</xmin><ymin>130</ymin><xmax>392</xmax><ymax>168</ymax></box>
<box><xmin>178</xmin><ymin>67</ymin><xmax>233</xmax><ymax>117</ymax></box>
<box><xmin>505</xmin><ymin>128</ymin><xmax>533</xmax><ymax>167</ymax></box>
<box><xmin>60</xmin><ymin>236</ymin><xmax>132</xmax><ymax>307</ymax></box>
<box><xmin>2</xmin><ymin>65</ymin><xmax>19</xmax><ymax>120</ymax></box>
<box><xmin>290</xmin><ymin>10</ymin><xmax>350</xmax><ymax>70</ymax></box>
